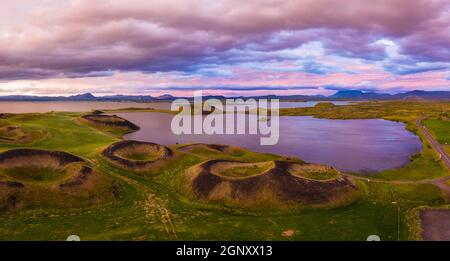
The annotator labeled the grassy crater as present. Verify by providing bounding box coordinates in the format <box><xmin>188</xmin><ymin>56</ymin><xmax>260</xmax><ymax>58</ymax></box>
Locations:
<box><xmin>115</xmin><ymin>144</ymin><xmax>164</xmax><ymax>162</ymax></box>
<box><xmin>288</xmin><ymin>163</ymin><xmax>340</xmax><ymax>181</ymax></box>
<box><xmin>212</xmin><ymin>161</ymin><xmax>275</xmax><ymax>177</ymax></box>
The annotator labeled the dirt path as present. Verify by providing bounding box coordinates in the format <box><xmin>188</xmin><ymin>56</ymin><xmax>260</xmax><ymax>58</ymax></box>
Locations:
<box><xmin>143</xmin><ymin>193</ymin><xmax>179</xmax><ymax>240</ymax></box>
<box><xmin>96</xmin><ymin>159</ymin><xmax>179</xmax><ymax>240</ymax></box>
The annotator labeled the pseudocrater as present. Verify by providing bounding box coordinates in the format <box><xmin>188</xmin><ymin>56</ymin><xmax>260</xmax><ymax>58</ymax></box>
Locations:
<box><xmin>102</xmin><ymin>140</ymin><xmax>173</xmax><ymax>172</ymax></box>
<box><xmin>81</xmin><ymin>113</ymin><xmax>139</xmax><ymax>132</ymax></box>
<box><xmin>184</xmin><ymin>159</ymin><xmax>359</xmax><ymax>208</ymax></box>
<box><xmin>0</xmin><ymin>149</ymin><xmax>120</xmax><ymax>211</ymax></box>
<box><xmin>0</xmin><ymin>149</ymin><xmax>84</xmax><ymax>182</ymax></box>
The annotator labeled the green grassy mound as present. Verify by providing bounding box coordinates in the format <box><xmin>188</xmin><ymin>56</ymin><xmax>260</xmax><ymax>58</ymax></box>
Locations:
<box><xmin>287</xmin><ymin>163</ymin><xmax>340</xmax><ymax>180</ymax></box>
<box><xmin>423</xmin><ymin>119</ymin><xmax>450</xmax><ymax>144</ymax></box>
<box><xmin>214</xmin><ymin>161</ymin><xmax>275</xmax><ymax>178</ymax></box>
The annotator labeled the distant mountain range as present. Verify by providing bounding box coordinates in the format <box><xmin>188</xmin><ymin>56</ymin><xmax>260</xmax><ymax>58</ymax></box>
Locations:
<box><xmin>0</xmin><ymin>90</ymin><xmax>448</xmax><ymax>102</ymax></box>
<box><xmin>329</xmin><ymin>90</ymin><xmax>450</xmax><ymax>100</ymax></box>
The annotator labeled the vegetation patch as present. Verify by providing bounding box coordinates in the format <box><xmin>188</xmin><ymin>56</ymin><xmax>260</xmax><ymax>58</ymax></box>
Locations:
<box><xmin>212</xmin><ymin>161</ymin><xmax>275</xmax><ymax>178</ymax></box>
<box><xmin>288</xmin><ymin>163</ymin><xmax>340</xmax><ymax>180</ymax></box>
<box><xmin>423</xmin><ymin>119</ymin><xmax>450</xmax><ymax>144</ymax></box>
<box><xmin>0</xmin><ymin>125</ymin><xmax>45</xmax><ymax>144</ymax></box>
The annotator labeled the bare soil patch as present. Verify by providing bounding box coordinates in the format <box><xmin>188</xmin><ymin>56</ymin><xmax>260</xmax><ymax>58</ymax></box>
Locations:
<box><xmin>281</xmin><ymin>229</ymin><xmax>297</xmax><ymax>237</ymax></box>
<box><xmin>420</xmin><ymin>209</ymin><xmax>450</xmax><ymax>241</ymax></box>
<box><xmin>287</xmin><ymin>163</ymin><xmax>339</xmax><ymax>180</ymax></box>
<box><xmin>210</xmin><ymin>161</ymin><xmax>275</xmax><ymax>178</ymax></box>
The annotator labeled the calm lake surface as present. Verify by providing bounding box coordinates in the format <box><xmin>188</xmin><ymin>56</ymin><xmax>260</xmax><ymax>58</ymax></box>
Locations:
<box><xmin>0</xmin><ymin>101</ymin><xmax>171</xmax><ymax>113</ymax></box>
<box><xmin>118</xmin><ymin>112</ymin><xmax>422</xmax><ymax>173</ymax></box>
<box><xmin>0</xmin><ymin>100</ymin><xmax>350</xmax><ymax>113</ymax></box>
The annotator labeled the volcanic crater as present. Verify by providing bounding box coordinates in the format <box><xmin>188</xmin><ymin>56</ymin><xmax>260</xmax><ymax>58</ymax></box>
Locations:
<box><xmin>184</xmin><ymin>159</ymin><xmax>359</xmax><ymax>207</ymax></box>
<box><xmin>102</xmin><ymin>140</ymin><xmax>173</xmax><ymax>171</ymax></box>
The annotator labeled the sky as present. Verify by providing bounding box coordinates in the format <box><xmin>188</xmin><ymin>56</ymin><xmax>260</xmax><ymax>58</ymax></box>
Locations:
<box><xmin>0</xmin><ymin>0</ymin><xmax>449</xmax><ymax>97</ymax></box>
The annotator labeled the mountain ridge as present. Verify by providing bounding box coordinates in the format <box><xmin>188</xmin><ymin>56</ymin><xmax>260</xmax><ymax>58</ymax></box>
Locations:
<box><xmin>0</xmin><ymin>90</ymin><xmax>448</xmax><ymax>101</ymax></box>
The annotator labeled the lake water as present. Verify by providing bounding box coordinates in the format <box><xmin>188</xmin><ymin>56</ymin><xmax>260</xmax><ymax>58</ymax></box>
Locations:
<box><xmin>0</xmin><ymin>101</ymin><xmax>171</xmax><ymax>113</ymax></box>
<box><xmin>118</xmin><ymin>112</ymin><xmax>422</xmax><ymax>173</ymax></box>
<box><xmin>0</xmin><ymin>100</ymin><xmax>350</xmax><ymax>113</ymax></box>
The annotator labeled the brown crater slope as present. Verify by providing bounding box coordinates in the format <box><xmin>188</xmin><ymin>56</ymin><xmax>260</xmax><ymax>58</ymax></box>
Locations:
<box><xmin>0</xmin><ymin>149</ymin><xmax>120</xmax><ymax>211</ymax></box>
<box><xmin>81</xmin><ymin>114</ymin><xmax>139</xmax><ymax>131</ymax></box>
<box><xmin>0</xmin><ymin>148</ymin><xmax>83</xmax><ymax>167</ymax></box>
<box><xmin>185</xmin><ymin>160</ymin><xmax>359</xmax><ymax>208</ymax></box>
<box><xmin>102</xmin><ymin>140</ymin><xmax>173</xmax><ymax>171</ymax></box>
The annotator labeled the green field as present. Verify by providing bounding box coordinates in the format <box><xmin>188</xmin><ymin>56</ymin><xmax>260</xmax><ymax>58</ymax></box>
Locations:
<box><xmin>0</xmin><ymin>101</ymin><xmax>449</xmax><ymax>240</ymax></box>
<box><xmin>423</xmin><ymin>119</ymin><xmax>450</xmax><ymax>144</ymax></box>
<box><xmin>423</xmin><ymin>119</ymin><xmax>450</xmax><ymax>167</ymax></box>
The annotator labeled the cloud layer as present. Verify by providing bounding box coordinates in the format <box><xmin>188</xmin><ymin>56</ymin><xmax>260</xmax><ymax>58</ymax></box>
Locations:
<box><xmin>0</xmin><ymin>0</ymin><xmax>449</xmax><ymax>95</ymax></box>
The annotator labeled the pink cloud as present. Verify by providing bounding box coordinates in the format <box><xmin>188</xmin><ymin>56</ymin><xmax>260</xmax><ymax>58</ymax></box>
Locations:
<box><xmin>0</xmin><ymin>0</ymin><xmax>449</xmax><ymax>95</ymax></box>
